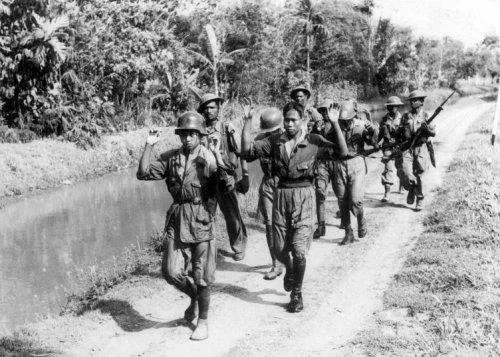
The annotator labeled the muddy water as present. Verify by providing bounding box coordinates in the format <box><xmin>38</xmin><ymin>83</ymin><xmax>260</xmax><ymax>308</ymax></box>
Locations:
<box><xmin>0</xmin><ymin>168</ymin><xmax>171</xmax><ymax>333</ymax></box>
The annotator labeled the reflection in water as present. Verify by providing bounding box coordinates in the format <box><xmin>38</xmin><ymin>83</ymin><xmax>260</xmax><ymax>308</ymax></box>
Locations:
<box><xmin>0</xmin><ymin>168</ymin><xmax>170</xmax><ymax>333</ymax></box>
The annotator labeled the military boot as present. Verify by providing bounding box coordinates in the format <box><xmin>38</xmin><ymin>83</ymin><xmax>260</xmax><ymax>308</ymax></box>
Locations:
<box><xmin>283</xmin><ymin>267</ymin><xmax>295</xmax><ymax>292</ymax></box>
<box><xmin>381</xmin><ymin>185</ymin><xmax>391</xmax><ymax>202</ymax></box>
<box><xmin>184</xmin><ymin>299</ymin><xmax>198</xmax><ymax>323</ymax></box>
<box><xmin>357</xmin><ymin>213</ymin><xmax>367</xmax><ymax>238</ymax></box>
<box><xmin>415</xmin><ymin>197</ymin><xmax>423</xmax><ymax>211</ymax></box>
<box><xmin>339</xmin><ymin>227</ymin><xmax>356</xmax><ymax>245</ymax></box>
<box><xmin>190</xmin><ymin>318</ymin><xmax>208</xmax><ymax>340</ymax></box>
<box><xmin>313</xmin><ymin>222</ymin><xmax>325</xmax><ymax>239</ymax></box>
<box><xmin>406</xmin><ymin>186</ymin><xmax>415</xmax><ymax>205</ymax></box>
<box><xmin>287</xmin><ymin>291</ymin><xmax>304</xmax><ymax>313</ymax></box>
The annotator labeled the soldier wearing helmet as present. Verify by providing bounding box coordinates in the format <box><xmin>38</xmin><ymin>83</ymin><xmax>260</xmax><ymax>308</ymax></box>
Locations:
<box><xmin>398</xmin><ymin>90</ymin><xmax>436</xmax><ymax>211</ymax></box>
<box><xmin>333</xmin><ymin>99</ymin><xmax>379</xmax><ymax>245</ymax></box>
<box><xmin>290</xmin><ymin>86</ymin><xmax>323</xmax><ymax>131</ymax></box>
<box><xmin>311</xmin><ymin>100</ymin><xmax>342</xmax><ymax>238</ymax></box>
<box><xmin>137</xmin><ymin>111</ymin><xmax>233</xmax><ymax>341</ymax></box>
<box><xmin>243</xmin><ymin>107</ymin><xmax>284</xmax><ymax>280</ymax></box>
<box><xmin>198</xmin><ymin>93</ymin><xmax>248</xmax><ymax>261</ymax></box>
<box><xmin>379</xmin><ymin>95</ymin><xmax>405</xmax><ymax>202</ymax></box>
<box><xmin>241</xmin><ymin>101</ymin><xmax>348</xmax><ymax>313</ymax></box>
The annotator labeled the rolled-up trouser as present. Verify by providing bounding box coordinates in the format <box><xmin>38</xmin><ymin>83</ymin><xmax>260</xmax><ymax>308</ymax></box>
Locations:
<box><xmin>162</xmin><ymin>222</ymin><xmax>216</xmax><ymax>295</ymax></box>
<box><xmin>215</xmin><ymin>185</ymin><xmax>247</xmax><ymax>254</ymax></box>
<box><xmin>333</xmin><ymin>156</ymin><xmax>366</xmax><ymax>224</ymax></box>
<box><xmin>258</xmin><ymin>176</ymin><xmax>278</xmax><ymax>226</ymax></box>
<box><xmin>381</xmin><ymin>149</ymin><xmax>403</xmax><ymax>187</ymax></box>
<box><xmin>272</xmin><ymin>186</ymin><xmax>314</xmax><ymax>264</ymax></box>
<box><xmin>401</xmin><ymin>145</ymin><xmax>429</xmax><ymax>198</ymax></box>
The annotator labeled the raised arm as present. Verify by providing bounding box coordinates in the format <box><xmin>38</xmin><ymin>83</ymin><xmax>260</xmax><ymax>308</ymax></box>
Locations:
<box><xmin>325</xmin><ymin>106</ymin><xmax>348</xmax><ymax>157</ymax></box>
<box><xmin>137</xmin><ymin>131</ymin><xmax>167</xmax><ymax>180</ymax></box>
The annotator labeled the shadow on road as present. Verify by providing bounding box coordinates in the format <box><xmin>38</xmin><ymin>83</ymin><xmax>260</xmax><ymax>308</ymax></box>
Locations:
<box><xmin>217</xmin><ymin>251</ymin><xmax>269</xmax><ymax>275</ymax></box>
<box><xmin>212</xmin><ymin>284</ymin><xmax>287</xmax><ymax>308</ymax></box>
<box><xmin>94</xmin><ymin>299</ymin><xmax>193</xmax><ymax>332</ymax></box>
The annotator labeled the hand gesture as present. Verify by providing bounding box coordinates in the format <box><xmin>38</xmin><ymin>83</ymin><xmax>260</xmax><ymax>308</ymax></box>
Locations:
<box><xmin>208</xmin><ymin>136</ymin><xmax>220</xmax><ymax>153</ymax></box>
<box><xmin>240</xmin><ymin>97</ymin><xmax>254</xmax><ymax>122</ymax></box>
<box><xmin>146</xmin><ymin>129</ymin><xmax>160</xmax><ymax>146</ymax></box>
<box><xmin>327</xmin><ymin>105</ymin><xmax>340</xmax><ymax>124</ymax></box>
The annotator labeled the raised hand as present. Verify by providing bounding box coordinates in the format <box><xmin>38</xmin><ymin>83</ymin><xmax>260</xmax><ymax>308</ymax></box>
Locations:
<box><xmin>327</xmin><ymin>105</ymin><xmax>340</xmax><ymax>124</ymax></box>
<box><xmin>146</xmin><ymin>129</ymin><xmax>160</xmax><ymax>145</ymax></box>
<box><xmin>240</xmin><ymin>97</ymin><xmax>254</xmax><ymax>122</ymax></box>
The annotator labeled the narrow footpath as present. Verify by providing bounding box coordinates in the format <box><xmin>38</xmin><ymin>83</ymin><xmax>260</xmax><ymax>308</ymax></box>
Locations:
<box><xmin>16</xmin><ymin>96</ymin><xmax>495</xmax><ymax>357</ymax></box>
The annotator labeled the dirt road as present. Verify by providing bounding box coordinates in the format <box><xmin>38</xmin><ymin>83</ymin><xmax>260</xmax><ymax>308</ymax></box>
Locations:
<box><xmin>55</xmin><ymin>96</ymin><xmax>494</xmax><ymax>357</ymax></box>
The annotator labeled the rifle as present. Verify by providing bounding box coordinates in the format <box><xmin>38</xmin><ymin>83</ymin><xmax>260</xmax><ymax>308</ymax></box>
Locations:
<box><xmin>400</xmin><ymin>90</ymin><xmax>456</xmax><ymax>153</ymax></box>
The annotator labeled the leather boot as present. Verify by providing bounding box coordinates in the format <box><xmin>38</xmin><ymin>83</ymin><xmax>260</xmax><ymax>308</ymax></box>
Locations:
<box><xmin>339</xmin><ymin>226</ymin><xmax>356</xmax><ymax>245</ymax></box>
<box><xmin>313</xmin><ymin>222</ymin><xmax>325</xmax><ymax>239</ymax></box>
<box><xmin>282</xmin><ymin>253</ymin><xmax>294</xmax><ymax>292</ymax></box>
<box><xmin>264</xmin><ymin>259</ymin><xmax>283</xmax><ymax>280</ymax></box>
<box><xmin>406</xmin><ymin>186</ymin><xmax>415</xmax><ymax>205</ymax></box>
<box><xmin>287</xmin><ymin>258</ymin><xmax>305</xmax><ymax>313</ymax></box>
<box><xmin>381</xmin><ymin>185</ymin><xmax>391</xmax><ymax>202</ymax></box>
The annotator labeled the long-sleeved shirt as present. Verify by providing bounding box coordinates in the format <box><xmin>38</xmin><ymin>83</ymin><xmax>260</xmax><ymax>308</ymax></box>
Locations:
<box><xmin>203</xmin><ymin>120</ymin><xmax>240</xmax><ymax>176</ymax></box>
<box><xmin>400</xmin><ymin>111</ymin><xmax>436</xmax><ymax>146</ymax></box>
<box><xmin>137</xmin><ymin>144</ymin><xmax>229</xmax><ymax>243</ymax></box>
<box><xmin>244</xmin><ymin>130</ymin><xmax>339</xmax><ymax>187</ymax></box>
<box><xmin>340</xmin><ymin>118</ymin><xmax>379</xmax><ymax>157</ymax></box>
<box><xmin>379</xmin><ymin>112</ymin><xmax>402</xmax><ymax>145</ymax></box>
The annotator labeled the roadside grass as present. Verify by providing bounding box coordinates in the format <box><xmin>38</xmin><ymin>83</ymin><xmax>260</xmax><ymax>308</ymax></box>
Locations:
<box><xmin>354</xmin><ymin>111</ymin><xmax>500</xmax><ymax>355</ymax></box>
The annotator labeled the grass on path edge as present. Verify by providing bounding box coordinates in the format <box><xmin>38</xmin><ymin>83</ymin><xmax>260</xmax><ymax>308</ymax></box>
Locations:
<box><xmin>354</xmin><ymin>110</ymin><xmax>500</xmax><ymax>355</ymax></box>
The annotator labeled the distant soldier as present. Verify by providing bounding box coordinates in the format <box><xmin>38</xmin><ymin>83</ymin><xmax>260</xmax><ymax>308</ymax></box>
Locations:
<box><xmin>379</xmin><ymin>96</ymin><xmax>405</xmax><ymax>202</ymax></box>
<box><xmin>198</xmin><ymin>94</ymin><xmax>248</xmax><ymax>261</ymax></box>
<box><xmin>241</xmin><ymin>102</ymin><xmax>348</xmax><ymax>313</ymax></box>
<box><xmin>290</xmin><ymin>86</ymin><xmax>323</xmax><ymax>131</ymax></box>
<box><xmin>137</xmin><ymin>112</ymin><xmax>233</xmax><ymax>340</ymax></box>
<box><xmin>333</xmin><ymin>100</ymin><xmax>379</xmax><ymax>245</ymax></box>
<box><xmin>244</xmin><ymin>108</ymin><xmax>284</xmax><ymax>280</ymax></box>
<box><xmin>399</xmin><ymin>90</ymin><xmax>436</xmax><ymax>211</ymax></box>
<box><xmin>312</xmin><ymin>101</ymin><xmax>336</xmax><ymax>238</ymax></box>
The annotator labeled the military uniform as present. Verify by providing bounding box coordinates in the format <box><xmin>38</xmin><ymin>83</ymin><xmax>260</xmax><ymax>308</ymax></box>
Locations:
<box><xmin>379</xmin><ymin>112</ymin><xmax>403</xmax><ymax>188</ymax></box>
<box><xmin>399</xmin><ymin>111</ymin><xmax>435</xmax><ymax>202</ymax></box>
<box><xmin>334</xmin><ymin>118</ymin><xmax>378</xmax><ymax>242</ymax></box>
<box><xmin>204</xmin><ymin>120</ymin><xmax>248</xmax><ymax>257</ymax></box>
<box><xmin>244</xmin><ymin>129</ymin><xmax>341</xmax><ymax>310</ymax></box>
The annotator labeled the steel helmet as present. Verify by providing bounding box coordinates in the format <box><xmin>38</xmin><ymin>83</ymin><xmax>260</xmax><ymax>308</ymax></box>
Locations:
<box><xmin>290</xmin><ymin>86</ymin><xmax>311</xmax><ymax>99</ymax></box>
<box><xmin>175</xmin><ymin>111</ymin><xmax>207</xmax><ymax>135</ymax></box>
<box><xmin>197</xmin><ymin>93</ymin><xmax>224</xmax><ymax>113</ymax></box>
<box><xmin>407</xmin><ymin>90</ymin><xmax>426</xmax><ymax>101</ymax></box>
<box><xmin>338</xmin><ymin>99</ymin><xmax>358</xmax><ymax>120</ymax></box>
<box><xmin>259</xmin><ymin>107</ymin><xmax>283</xmax><ymax>132</ymax></box>
<box><xmin>385</xmin><ymin>96</ymin><xmax>404</xmax><ymax>107</ymax></box>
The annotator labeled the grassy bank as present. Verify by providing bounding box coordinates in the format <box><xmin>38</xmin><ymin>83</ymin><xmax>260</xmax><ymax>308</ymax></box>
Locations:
<box><xmin>354</xmin><ymin>111</ymin><xmax>500</xmax><ymax>355</ymax></box>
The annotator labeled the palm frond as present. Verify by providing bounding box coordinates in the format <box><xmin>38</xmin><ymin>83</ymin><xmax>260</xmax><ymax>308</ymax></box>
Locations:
<box><xmin>185</xmin><ymin>48</ymin><xmax>214</xmax><ymax>68</ymax></box>
<box><xmin>204</xmin><ymin>24</ymin><xmax>220</xmax><ymax>63</ymax></box>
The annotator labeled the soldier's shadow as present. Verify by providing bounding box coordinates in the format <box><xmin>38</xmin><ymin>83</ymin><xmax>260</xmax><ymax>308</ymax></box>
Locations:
<box><xmin>94</xmin><ymin>299</ymin><xmax>195</xmax><ymax>332</ymax></box>
<box><xmin>212</xmin><ymin>283</ymin><xmax>287</xmax><ymax>308</ymax></box>
<box><xmin>216</xmin><ymin>250</ymin><xmax>269</xmax><ymax>275</ymax></box>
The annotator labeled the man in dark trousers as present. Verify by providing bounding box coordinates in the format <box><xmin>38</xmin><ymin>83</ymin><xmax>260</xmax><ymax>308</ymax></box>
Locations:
<box><xmin>244</xmin><ymin>107</ymin><xmax>284</xmax><ymax>280</ymax></box>
<box><xmin>241</xmin><ymin>102</ymin><xmax>348</xmax><ymax>313</ymax></box>
<box><xmin>333</xmin><ymin>100</ymin><xmax>379</xmax><ymax>245</ymax></box>
<box><xmin>137</xmin><ymin>112</ymin><xmax>232</xmax><ymax>340</ymax></box>
<box><xmin>379</xmin><ymin>96</ymin><xmax>405</xmax><ymax>202</ymax></box>
<box><xmin>198</xmin><ymin>94</ymin><xmax>248</xmax><ymax>261</ymax></box>
<box><xmin>399</xmin><ymin>90</ymin><xmax>436</xmax><ymax>211</ymax></box>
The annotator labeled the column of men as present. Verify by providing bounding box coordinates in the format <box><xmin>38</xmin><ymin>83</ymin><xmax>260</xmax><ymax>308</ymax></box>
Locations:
<box><xmin>137</xmin><ymin>87</ymin><xmax>436</xmax><ymax>340</ymax></box>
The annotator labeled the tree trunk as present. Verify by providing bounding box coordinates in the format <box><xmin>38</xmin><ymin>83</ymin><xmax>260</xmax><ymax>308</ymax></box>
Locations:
<box><xmin>306</xmin><ymin>33</ymin><xmax>310</xmax><ymax>79</ymax></box>
<box><xmin>214</xmin><ymin>66</ymin><xmax>219</xmax><ymax>96</ymax></box>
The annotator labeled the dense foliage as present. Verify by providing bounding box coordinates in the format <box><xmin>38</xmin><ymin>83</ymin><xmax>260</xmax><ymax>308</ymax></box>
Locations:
<box><xmin>0</xmin><ymin>0</ymin><xmax>498</xmax><ymax>146</ymax></box>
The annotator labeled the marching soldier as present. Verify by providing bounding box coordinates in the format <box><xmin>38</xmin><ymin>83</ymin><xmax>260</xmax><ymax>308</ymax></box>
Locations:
<box><xmin>241</xmin><ymin>102</ymin><xmax>348</xmax><ymax>313</ymax></box>
<box><xmin>313</xmin><ymin>101</ymin><xmax>336</xmax><ymax>238</ymax></box>
<box><xmin>290</xmin><ymin>86</ymin><xmax>323</xmax><ymax>130</ymax></box>
<box><xmin>137</xmin><ymin>112</ymin><xmax>232</xmax><ymax>341</ymax></box>
<box><xmin>379</xmin><ymin>96</ymin><xmax>405</xmax><ymax>202</ymax></box>
<box><xmin>197</xmin><ymin>94</ymin><xmax>248</xmax><ymax>261</ymax></box>
<box><xmin>244</xmin><ymin>108</ymin><xmax>284</xmax><ymax>280</ymax></box>
<box><xmin>333</xmin><ymin>100</ymin><xmax>379</xmax><ymax>245</ymax></box>
<box><xmin>399</xmin><ymin>90</ymin><xmax>436</xmax><ymax>211</ymax></box>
